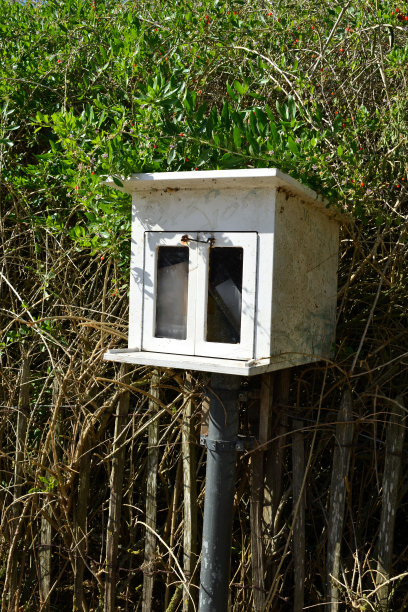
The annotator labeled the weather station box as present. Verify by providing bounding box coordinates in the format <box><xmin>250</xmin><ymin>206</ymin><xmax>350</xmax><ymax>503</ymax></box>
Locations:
<box><xmin>104</xmin><ymin>168</ymin><xmax>342</xmax><ymax>376</ymax></box>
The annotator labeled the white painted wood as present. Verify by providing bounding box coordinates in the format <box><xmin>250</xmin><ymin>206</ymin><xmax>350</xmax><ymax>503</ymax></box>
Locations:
<box><xmin>128</xmin><ymin>203</ymin><xmax>144</xmax><ymax>349</ymax></box>
<box><xmin>194</xmin><ymin>232</ymin><xmax>257</xmax><ymax>360</ymax></box>
<box><xmin>127</xmin><ymin>186</ymin><xmax>276</xmax><ymax>361</ymax></box>
<box><xmin>253</xmin><ymin>214</ymin><xmax>275</xmax><ymax>361</ymax></box>
<box><xmin>141</xmin><ymin>231</ymin><xmax>257</xmax><ymax>360</ymax></box>
<box><xmin>104</xmin><ymin>168</ymin><xmax>343</xmax><ymax>375</ymax></box>
<box><xmin>105</xmin><ymin>169</ymin><xmax>345</xmax><ymax>223</ymax></box>
<box><xmin>271</xmin><ymin>191</ymin><xmax>340</xmax><ymax>361</ymax></box>
<box><xmin>103</xmin><ymin>349</ymin><xmax>323</xmax><ymax>376</ymax></box>
<box><xmin>142</xmin><ymin>232</ymin><xmax>197</xmax><ymax>355</ymax></box>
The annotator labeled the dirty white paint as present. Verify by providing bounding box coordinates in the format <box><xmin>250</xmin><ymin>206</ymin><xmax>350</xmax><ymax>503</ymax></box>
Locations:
<box><xmin>104</xmin><ymin>168</ymin><xmax>343</xmax><ymax>375</ymax></box>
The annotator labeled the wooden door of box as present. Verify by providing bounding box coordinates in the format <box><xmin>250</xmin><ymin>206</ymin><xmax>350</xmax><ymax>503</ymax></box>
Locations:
<box><xmin>142</xmin><ymin>231</ymin><xmax>258</xmax><ymax>360</ymax></box>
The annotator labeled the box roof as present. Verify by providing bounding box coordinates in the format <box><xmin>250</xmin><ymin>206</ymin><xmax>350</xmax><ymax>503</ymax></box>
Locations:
<box><xmin>105</xmin><ymin>168</ymin><xmax>345</xmax><ymax>222</ymax></box>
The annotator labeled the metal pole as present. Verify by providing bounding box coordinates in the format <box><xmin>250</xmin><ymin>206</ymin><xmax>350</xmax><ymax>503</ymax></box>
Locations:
<box><xmin>199</xmin><ymin>373</ymin><xmax>241</xmax><ymax>612</ymax></box>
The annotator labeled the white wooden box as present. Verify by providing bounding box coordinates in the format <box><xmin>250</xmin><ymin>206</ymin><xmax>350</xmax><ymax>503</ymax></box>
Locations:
<box><xmin>104</xmin><ymin>169</ymin><xmax>342</xmax><ymax>376</ymax></box>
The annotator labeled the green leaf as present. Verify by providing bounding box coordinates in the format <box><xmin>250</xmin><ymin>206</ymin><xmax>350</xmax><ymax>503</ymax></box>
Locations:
<box><xmin>219</xmin><ymin>153</ymin><xmax>242</xmax><ymax>168</ymax></box>
<box><xmin>184</xmin><ymin>92</ymin><xmax>196</xmax><ymax>113</ymax></box>
<box><xmin>288</xmin><ymin>96</ymin><xmax>296</xmax><ymax>119</ymax></box>
<box><xmin>221</xmin><ymin>102</ymin><xmax>230</xmax><ymax>125</ymax></box>
<box><xmin>276</xmin><ymin>100</ymin><xmax>286</xmax><ymax>119</ymax></box>
<box><xmin>269</xmin><ymin>121</ymin><xmax>279</xmax><ymax>143</ymax></box>
<box><xmin>337</xmin><ymin>145</ymin><xmax>343</xmax><ymax>157</ymax></box>
<box><xmin>112</xmin><ymin>176</ymin><xmax>123</xmax><ymax>187</ymax></box>
<box><xmin>231</xmin><ymin>110</ymin><xmax>244</xmax><ymax>130</ymax></box>
<box><xmin>249</xmin><ymin>111</ymin><xmax>258</xmax><ymax>135</ymax></box>
<box><xmin>212</xmin><ymin>131</ymin><xmax>221</xmax><ymax>147</ymax></box>
<box><xmin>287</xmin><ymin>136</ymin><xmax>299</xmax><ymax>156</ymax></box>
<box><xmin>196</xmin><ymin>148</ymin><xmax>212</xmax><ymax>167</ymax></box>
<box><xmin>195</xmin><ymin>102</ymin><xmax>207</xmax><ymax>124</ymax></box>
<box><xmin>247</xmin><ymin>133</ymin><xmax>259</xmax><ymax>154</ymax></box>
<box><xmin>254</xmin><ymin>108</ymin><xmax>267</xmax><ymax>132</ymax></box>
<box><xmin>226</xmin><ymin>83</ymin><xmax>238</xmax><ymax>101</ymax></box>
<box><xmin>167</xmin><ymin>147</ymin><xmax>176</xmax><ymax>164</ymax></box>
<box><xmin>247</xmin><ymin>92</ymin><xmax>264</xmax><ymax>100</ymax></box>
<box><xmin>99</xmin><ymin>203</ymin><xmax>113</xmax><ymax>214</ymax></box>
<box><xmin>233</xmin><ymin>126</ymin><xmax>241</xmax><ymax>150</ymax></box>
<box><xmin>233</xmin><ymin>80</ymin><xmax>245</xmax><ymax>95</ymax></box>
<box><xmin>265</xmin><ymin>104</ymin><xmax>275</xmax><ymax>122</ymax></box>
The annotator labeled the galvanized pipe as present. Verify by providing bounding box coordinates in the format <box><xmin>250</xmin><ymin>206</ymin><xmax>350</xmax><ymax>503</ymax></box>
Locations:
<box><xmin>199</xmin><ymin>373</ymin><xmax>241</xmax><ymax>612</ymax></box>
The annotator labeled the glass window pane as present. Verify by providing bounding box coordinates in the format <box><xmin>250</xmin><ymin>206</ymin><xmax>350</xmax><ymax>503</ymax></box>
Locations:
<box><xmin>155</xmin><ymin>246</ymin><xmax>189</xmax><ymax>340</ymax></box>
<box><xmin>206</xmin><ymin>247</ymin><xmax>243</xmax><ymax>344</ymax></box>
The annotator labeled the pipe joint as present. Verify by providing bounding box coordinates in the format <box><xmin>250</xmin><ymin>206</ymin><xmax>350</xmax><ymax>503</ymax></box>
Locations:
<box><xmin>200</xmin><ymin>434</ymin><xmax>255</xmax><ymax>452</ymax></box>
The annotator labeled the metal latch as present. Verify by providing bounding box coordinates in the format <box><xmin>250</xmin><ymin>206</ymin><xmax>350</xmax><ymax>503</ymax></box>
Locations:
<box><xmin>181</xmin><ymin>234</ymin><xmax>215</xmax><ymax>247</ymax></box>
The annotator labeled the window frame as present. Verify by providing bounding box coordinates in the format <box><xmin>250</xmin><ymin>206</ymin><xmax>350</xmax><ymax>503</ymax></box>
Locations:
<box><xmin>142</xmin><ymin>232</ymin><xmax>197</xmax><ymax>355</ymax></box>
<box><xmin>195</xmin><ymin>232</ymin><xmax>258</xmax><ymax>359</ymax></box>
<box><xmin>142</xmin><ymin>230</ymin><xmax>258</xmax><ymax>360</ymax></box>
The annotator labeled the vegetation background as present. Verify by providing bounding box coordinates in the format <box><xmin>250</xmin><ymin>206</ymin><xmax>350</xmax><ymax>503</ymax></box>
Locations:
<box><xmin>1</xmin><ymin>0</ymin><xmax>407</xmax><ymax>609</ymax></box>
